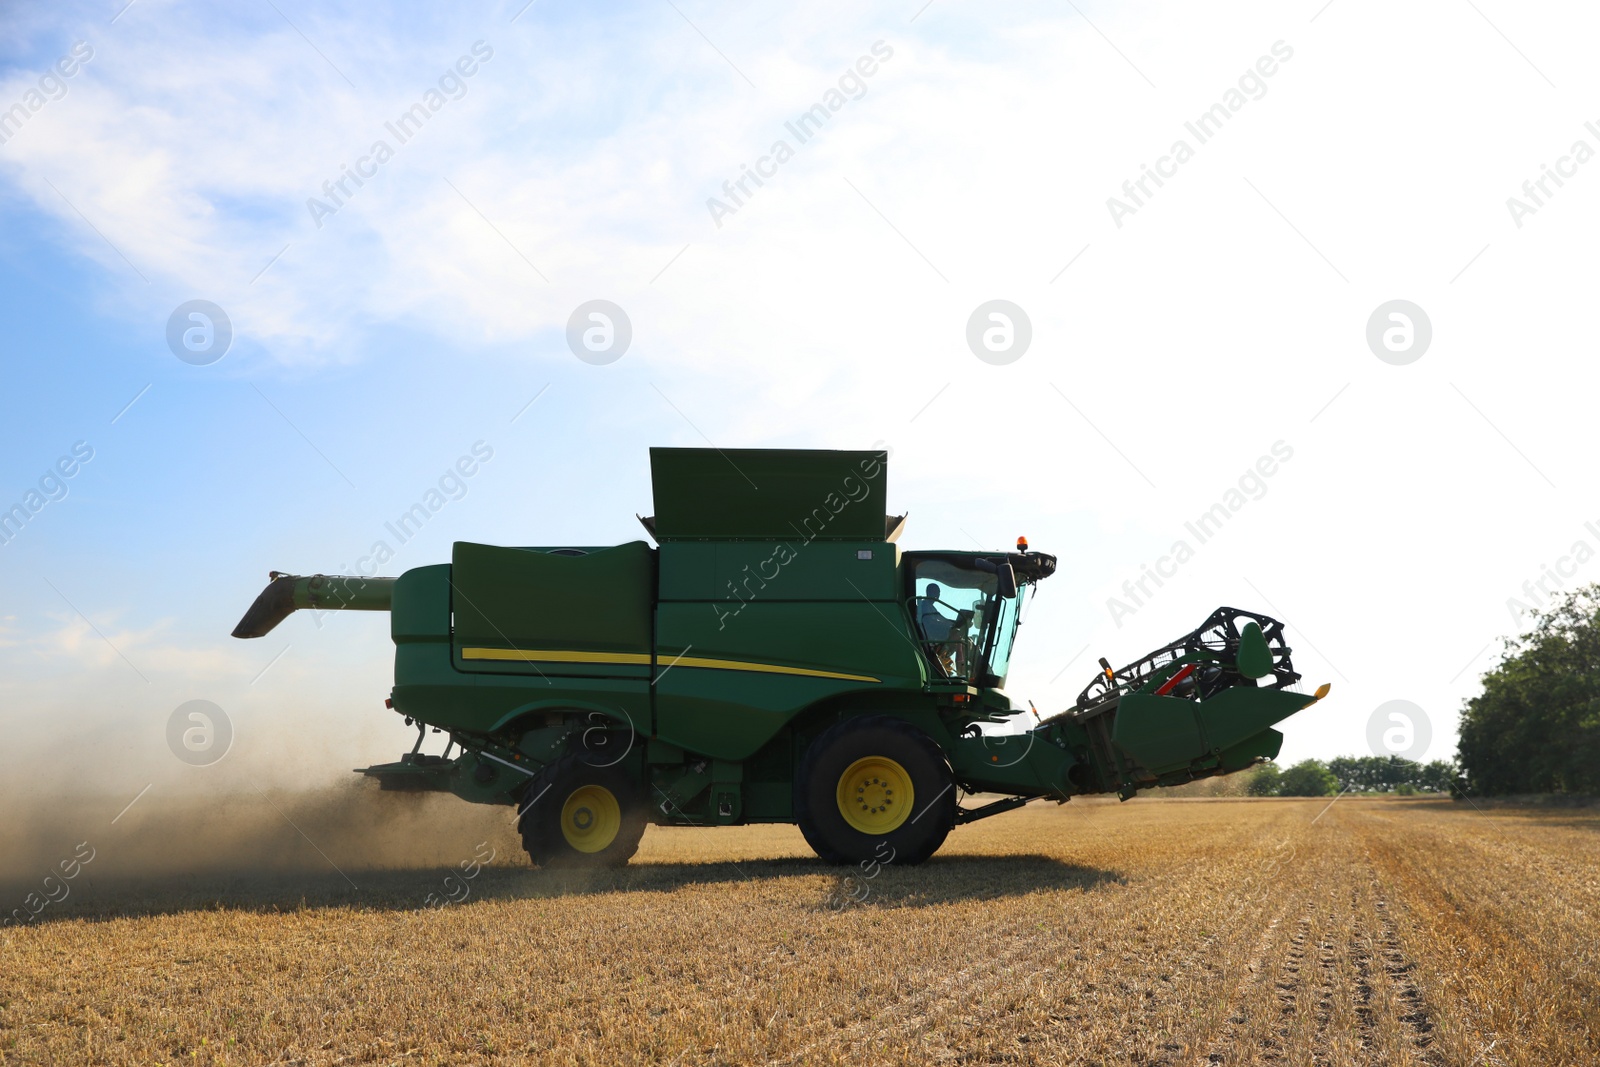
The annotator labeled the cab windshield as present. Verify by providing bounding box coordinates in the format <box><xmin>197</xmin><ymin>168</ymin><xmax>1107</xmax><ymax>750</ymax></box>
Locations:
<box><xmin>909</xmin><ymin>556</ymin><xmax>1026</xmax><ymax>687</ymax></box>
<box><xmin>986</xmin><ymin>584</ymin><xmax>1027</xmax><ymax>682</ymax></box>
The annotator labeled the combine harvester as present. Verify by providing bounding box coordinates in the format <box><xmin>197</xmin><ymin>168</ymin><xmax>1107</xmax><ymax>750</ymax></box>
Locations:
<box><xmin>234</xmin><ymin>449</ymin><xmax>1328</xmax><ymax>867</ymax></box>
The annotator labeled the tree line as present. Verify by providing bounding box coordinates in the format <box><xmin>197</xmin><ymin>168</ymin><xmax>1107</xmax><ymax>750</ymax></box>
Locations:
<box><xmin>1243</xmin><ymin>755</ymin><xmax>1460</xmax><ymax>798</ymax></box>
<box><xmin>1246</xmin><ymin>585</ymin><xmax>1600</xmax><ymax>798</ymax></box>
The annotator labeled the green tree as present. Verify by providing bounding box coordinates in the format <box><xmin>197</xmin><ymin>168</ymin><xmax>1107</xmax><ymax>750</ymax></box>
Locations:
<box><xmin>1328</xmin><ymin>756</ymin><xmax>1361</xmax><ymax>792</ymax></box>
<box><xmin>1419</xmin><ymin>760</ymin><xmax>1458</xmax><ymax>794</ymax></box>
<box><xmin>1245</xmin><ymin>762</ymin><xmax>1281</xmax><ymax>796</ymax></box>
<box><xmin>1378</xmin><ymin>755</ymin><xmax>1419</xmax><ymax>791</ymax></box>
<box><xmin>1277</xmin><ymin>759</ymin><xmax>1339</xmax><ymax>797</ymax></box>
<box><xmin>1329</xmin><ymin>755</ymin><xmax>1412</xmax><ymax>792</ymax></box>
<box><xmin>1459</xmin><ymin>585</ymin><xmax>1600</xmax><ymax>795</ymax></box>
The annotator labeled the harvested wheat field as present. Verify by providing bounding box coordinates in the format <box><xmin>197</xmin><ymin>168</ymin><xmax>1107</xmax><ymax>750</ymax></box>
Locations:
<box><xmin>2</xmin><ymin>795</ymin><xmax>1596</xmax><ymax>1066</ymax></box>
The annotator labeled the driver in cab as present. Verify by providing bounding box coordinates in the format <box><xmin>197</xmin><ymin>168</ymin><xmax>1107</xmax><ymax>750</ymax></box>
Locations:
<box><xmin>917</xmin><ymin>583</ymin><xmax>955</xmax><ymax>642</ymax></box>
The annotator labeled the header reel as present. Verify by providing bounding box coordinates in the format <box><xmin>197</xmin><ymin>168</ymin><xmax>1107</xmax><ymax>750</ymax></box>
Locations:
<box><xmin>1074</xmin><ymin>606</ymin><xmax>1303</xmax><ymax>715</ymax></box>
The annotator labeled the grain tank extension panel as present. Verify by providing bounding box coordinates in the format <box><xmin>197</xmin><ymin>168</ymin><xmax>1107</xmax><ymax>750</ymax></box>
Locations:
<box><xmin>643</xmin><ymin>448</ymin><xmax>893</xmax><ymax>541</ymax></box>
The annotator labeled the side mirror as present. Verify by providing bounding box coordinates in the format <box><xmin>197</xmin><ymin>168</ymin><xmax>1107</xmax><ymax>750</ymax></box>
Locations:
<box><xmin>997</xmin><ymin>563</ymin><xmax>1018</xmax><ymax>600</ymax></box>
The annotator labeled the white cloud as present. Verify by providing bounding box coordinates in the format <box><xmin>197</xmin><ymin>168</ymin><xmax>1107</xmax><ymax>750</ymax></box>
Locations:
<box><xmin>4</xmin><ymin>0</ymin><xmax>1600</xmax><ymax>769</ymax></box>
<box><xmin>25</xmin><ymin>610</ymin><xmax>248</xmax><ymax>677</ymax></box>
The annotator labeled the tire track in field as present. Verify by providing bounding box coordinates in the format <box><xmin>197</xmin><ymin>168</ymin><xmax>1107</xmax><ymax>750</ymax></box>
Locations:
<box><xmin>1136</xmin><ymin>827</ymin><xmax>1325</xmax><ymax>1063</ymax></box>
<box><xmin>1259</xmin><ymin>823</ymin><xmax>1359</xmax><ymax>1065</ymax></box>
<box><xmin>783</xmin><ymin>810</ymin><xmax>1367</xmax><ymax>1065</ymax></box>
<box><xmin>766</xmin><ymin>909</ymin><xmax>1057</xmax><ymax>1066</ymax></box>
<box><xmin>1194</xmin><ymin>902</ymin><xmax>1293</xmax><ymax>1065</ymax></box>
<box><xmin>1349</xmin><ymin>820</ymin><xmax>1442</xmax><ymax>1066</ymax></box>
<box><xmin>1261</xmin><ymin>913</ymin><xmax>1314</xmax><ymax>1063</ymax></box>
<box><xmin>1051</xmin><ymin>849</ymin><xmax>1310</xmax><ymax>1065</ymax></box>
<box><xmin>826</xmin><ymin>899</ymin><xmax>1118</xmax><ymax>1059</ymax></box>
<box><xmin>1138</xmin><ymin>820</ymin><xmax>1325</xmax><ymax>1064</ymax></box>
<box><xmin>1348</xmin><ymin>886</ymin><xmax>1378</xmax><ymax>1054</ymax></box>
<box><xmin>1309</xmin><ymin>918</ymin><xmax>1340</xmax><ymax>1066</ymax></box>
<box><xmin>1371</xmin><ymin>892</ymin><xmax>1436</xmax><ymax>1057</ymax></box>
<box><xmin>771</xmin><ymin>862</ymin><xmax>1218</xmax><ymax>1065</ymax></box>
<box><xmin>1360</xmin><ymin>807</ymin><xmax>1600</xmax><ymax>1066</ymax></box>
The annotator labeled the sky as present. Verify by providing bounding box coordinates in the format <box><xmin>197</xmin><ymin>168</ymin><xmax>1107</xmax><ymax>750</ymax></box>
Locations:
<box><xmin>2</xmin><ymin>0</ymin><xmax>1597</xmax><ymax>806</ymax></box>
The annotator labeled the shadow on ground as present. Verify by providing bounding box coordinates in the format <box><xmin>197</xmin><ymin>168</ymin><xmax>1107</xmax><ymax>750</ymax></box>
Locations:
<box><xmin>2</xmin><ymin>853</ymin><xmax>1124</xmax><ymax>929</ymax></box>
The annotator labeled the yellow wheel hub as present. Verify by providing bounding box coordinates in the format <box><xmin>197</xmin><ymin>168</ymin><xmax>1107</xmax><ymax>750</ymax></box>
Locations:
<box><xmin>836</xmin><ymin>756</ymin><xmax>914</xmax><ymax>834</ymax></box>
<box><xmin>560</xmin><ymin>784</ymin><xmax>622</xmax><ymax>853</ymax></box>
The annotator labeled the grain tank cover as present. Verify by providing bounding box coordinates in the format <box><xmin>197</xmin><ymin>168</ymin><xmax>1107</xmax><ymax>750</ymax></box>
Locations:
<box><xmin>451</xmin><ymin>541</ymin><xmax>655</xmax><ymax>656</ymax></box>
<box><xmin>647</xmin><ymin>448</ymin><xmax>888</xmax><ymax>541</ymax></box>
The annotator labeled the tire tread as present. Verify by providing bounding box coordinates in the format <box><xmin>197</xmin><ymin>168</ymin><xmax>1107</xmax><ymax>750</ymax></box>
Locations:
<box><xmin>794</xmin><ymin>715</ymin><xmax>957</xmax><ymax>867</ymax></box>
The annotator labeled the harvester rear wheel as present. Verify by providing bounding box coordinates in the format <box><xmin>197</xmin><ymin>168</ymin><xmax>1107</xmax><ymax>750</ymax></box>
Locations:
<box><xmin>518</xmin><ymin>751</ymin><xmax>646</xmax><ymax>868</ymax></box>
<box><xmin>795</xmin><ymin>716</ymin><xmax>956</xmax><ymax>866</ymax></box>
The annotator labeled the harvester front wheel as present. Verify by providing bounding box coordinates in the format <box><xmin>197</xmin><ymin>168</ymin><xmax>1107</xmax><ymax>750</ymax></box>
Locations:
<box><xmin>795</xmin><ymin>716</ymin><xmax>956</xmax><ymax>866</ymax></box>
<box><xmin>518</xmin><ymin>751</ymin><xmax>646</xmax><ymax>868</ymax></box>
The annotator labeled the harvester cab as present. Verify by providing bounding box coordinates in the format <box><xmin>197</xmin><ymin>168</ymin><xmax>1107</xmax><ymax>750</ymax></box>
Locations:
<box><xmin>904</xmin><ymin>549</ymin><xmax>1050</xmax><ymax>690</ymax></box>
<box><xmin>231</xmin><ymin>448</ymin><xmax>1329</xmax><ymax>867</ymax></box>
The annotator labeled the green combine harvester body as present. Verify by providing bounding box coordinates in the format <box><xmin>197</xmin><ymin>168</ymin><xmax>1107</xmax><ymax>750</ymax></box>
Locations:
<box><xmin>234</xmin><ymin>448</ymin><xmax>1328</xmax><ymax>866</ymax></box>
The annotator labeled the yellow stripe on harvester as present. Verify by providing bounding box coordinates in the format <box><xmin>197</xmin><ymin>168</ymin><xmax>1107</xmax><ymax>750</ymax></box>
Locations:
<box><xmin>460</xmin><ymin>647</ymin><xmax>880</xmax><ymax>683</ymax></box>
<box><xmin>462</xmin><ymin>649</ymin><xmax>653</xmax><ymax>666</ymax></box>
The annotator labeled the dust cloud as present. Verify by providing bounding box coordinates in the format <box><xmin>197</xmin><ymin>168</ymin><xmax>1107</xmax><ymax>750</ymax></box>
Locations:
<box><xmin>0</xmin><ymin>779</ymin><xmax>527</xmax><ymax>896</ymax></box>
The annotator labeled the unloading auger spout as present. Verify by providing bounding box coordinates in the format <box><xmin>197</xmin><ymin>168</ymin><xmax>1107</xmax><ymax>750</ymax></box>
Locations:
<box><xmin>231</xmin><ymin>573</ymin><xmax>395</xmax><ymax>639</ymax></box>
